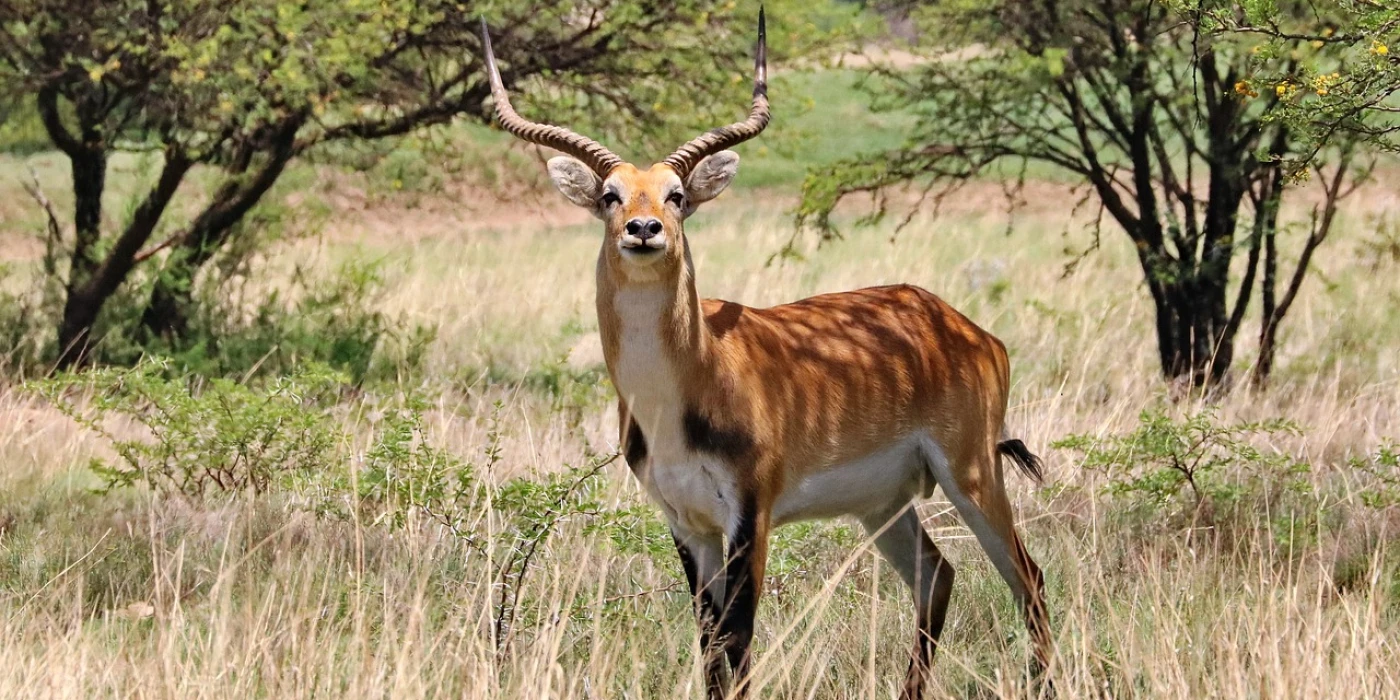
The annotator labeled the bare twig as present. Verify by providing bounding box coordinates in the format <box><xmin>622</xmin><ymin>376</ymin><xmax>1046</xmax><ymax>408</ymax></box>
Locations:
<box><xmin>133</xmin><ymin>231</ymin><xmax>187</xmax><ymax>264</ymax></box>
<box><xmin>493</xmin><ymin>451</ymin><xmax>621</xmax><ymax>656</ymax></box>
<box><xmin>567</xmin><ymin>581</ymin><xmax>685</xmax><ymax>621</ymax></box>
<box><xmin>21</xmin><ymin>165</ymin><xmax>64</xmax><ymax>277</ymax></box>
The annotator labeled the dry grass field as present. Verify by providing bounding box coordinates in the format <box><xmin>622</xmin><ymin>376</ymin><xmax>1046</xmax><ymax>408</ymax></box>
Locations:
<box><xmin>2</xmin><ymin>108</ymin><xmax>1400</xmax><ymax>697</ymax></box>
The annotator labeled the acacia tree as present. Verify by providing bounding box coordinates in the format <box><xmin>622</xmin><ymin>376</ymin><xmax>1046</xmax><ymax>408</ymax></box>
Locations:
<box><xmin>0</xmin><ymin>0</ymin><xmax>781</xmax><ymax>369</ymax></box>
<box><xmin>799</xmin><ymin>0</ymin><xmax>1369</xmax><ymax>387</ymax></box>
<box><xmin>1200</xmin><ymin>0</ymin><xmax>1399</xmax><ymax>158</ymax></box>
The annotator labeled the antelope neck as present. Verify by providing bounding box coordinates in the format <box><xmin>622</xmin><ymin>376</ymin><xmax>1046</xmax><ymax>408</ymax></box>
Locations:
<box><xmin>596</xmin><ymin>247</ymin><xmax>713</xmax><ymax>407</ymax></box>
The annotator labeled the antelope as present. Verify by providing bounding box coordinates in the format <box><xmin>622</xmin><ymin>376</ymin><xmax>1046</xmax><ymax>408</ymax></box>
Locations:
<box><xmin>481</xmin><ymin>12</ymin><xmax>1052</xmax><ymax>699</ymax></box>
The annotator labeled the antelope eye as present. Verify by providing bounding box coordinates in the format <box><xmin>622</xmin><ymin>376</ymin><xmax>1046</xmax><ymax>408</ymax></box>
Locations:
<box><xmin>601</xmin><ymin>192</ymin><xmax>621</xmax><ymax>207</ymax></box>
<box><xmin>666</xmin><ymin>192</ymin><xmax>685</xmax><ymax>207</ymax></box>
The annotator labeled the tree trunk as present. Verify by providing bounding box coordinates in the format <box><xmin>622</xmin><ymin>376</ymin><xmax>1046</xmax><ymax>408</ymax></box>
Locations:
<box><xmin>1252</xmin><ymin>153</ymin><xmax>1353</xmax><ymax>389</ymax></box>
<box><xmin>1149</xmin><ymin>285</ymin><xmax>1233</xmax><ymax>388</ymax></box>
<box><xmin>1140</xmin><ymin>233</ymin><xmax>1236</xmax><ymax>389</ymax></box>
<box><xmin>56</xmin><ymin>288</ymin><xmax>102</xmax><ymax>370</ymax></box>
<box><xmin>54</xmin><ymin>146</ymin><xmax>107</xmax><ymax>369</ymax></box>
<box><xmin>52</xmin><ymin>149</ymin><xmax>192</xmax><ymax>371</ymax></box>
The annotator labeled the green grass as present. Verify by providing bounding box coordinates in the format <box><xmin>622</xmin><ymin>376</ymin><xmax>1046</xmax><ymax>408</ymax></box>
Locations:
<box><xmin>729</xmin><ymin>70</ymin><xmax>919</xmax><ymax>189</ymax></box>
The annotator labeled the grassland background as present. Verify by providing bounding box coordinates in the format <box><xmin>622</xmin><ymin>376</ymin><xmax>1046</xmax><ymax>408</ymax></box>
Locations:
<box><xmin>1</xmin><ymin>66</ymin><xmax>1399</xmax><ymax>698</ymax></box>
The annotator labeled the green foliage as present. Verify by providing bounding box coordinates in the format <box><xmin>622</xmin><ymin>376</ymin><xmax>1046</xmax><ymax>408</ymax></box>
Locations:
<box><xmin>0</xmin><ymin>95</ymin><xmax>47</xmax><ymax>154</ymax></box>
<box><xmin>0</xmin><ymin>256</ymin><xmax>433</xmax><ymax>383</ymax></box>
<box><xmin>469</xmin><ymin>355</ymin><xmax>613</xmax><ymax>428</ymax></box>
<box><xmin>331</xmin><ymin>397</ymin><xmax>496</xmax><ymax>537</ymax></box>
<box><xmin>1354</xmin><ymin>443</ymin><xmax>1400</xmax><ymax>509</ymax></box>
<box><xmin>1193</xmin><ymin>0</ymin><xmax>1400</xmax><ymax>159</ymax></box>
<box><xmin>29</xmin><ymin>361</ymin><xmax>676</xmax><ymax>654</ymax></box>
<box><xmin>323</xmin><ymin>398</ymin><xmax>665</xmax><ymax>653</ymax></box>
<box><xmin>1054</xmin><ymin>410</ymin><xmax>1308</xmax><ymax>526</ymax></box>
<box><xmin>767</xmin><ymin>520</ymin><xmax>860</xmax><ymax>597</ymax></box>
<box><xmin>0</xmin><ymin>0</ymin><xmax>799</xmax><ymax>153</ymax></box>
<box><xmin>34</xmin><ymin>359</ymin><xmax>346</xmax><ymax>497</ymax></box>
<box><xmin>178</xmin><ymin>259</ymin><xmax>436</xmax><ymax>384</ymax></box>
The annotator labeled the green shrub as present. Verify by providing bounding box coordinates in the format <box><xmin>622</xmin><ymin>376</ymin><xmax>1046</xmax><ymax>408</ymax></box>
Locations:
<box><xmin>468</xmin><ymin>357</ymin><xmax>612</xmax><ymax>427</ymax></box>
<box><xmin>0</xmin><ymin>95</ymin><xmax>49</xmax><ymax>155</ymax></box>
<box><xmin>338</xmin><ymin>400</ymin><xmax>644</xmax><ymax>653</ymax></box>
<box><xmin>230</xmin><ymin>392</ymin><xmax>664</xmax><ymax>654</ymax></box>
<box><xmin>1054</xmin><ymin>410</ymin><xmax>1309</xmax><ymax>530</ymax></box>
<box><xmin>34</xmin><ymin>359</ymin><xmax>346</xmax><ymax>497</ymax></box>
<box><xmin>0</xmin><ymin>256</ymin><xmax>434</xmax><ymax>383</ymax></box>
<box><xmin>175</xmin><ymin>259</ymin><xmax>437</xmax><ymax>384</ymax></box>
<box><xmin>1355</xmin><ymin>443</ymin><xmax>1400</xmax><ymax>510</ymax></box>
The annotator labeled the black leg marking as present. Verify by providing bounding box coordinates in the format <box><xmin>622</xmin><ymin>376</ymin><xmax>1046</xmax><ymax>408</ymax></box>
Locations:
<box><xmin>720</xmin><ymin>495</ymin><xmax>765</xmax><ymax>697</ymax></box>
<box><xmin>674</xmin><ymin>532</ymin><xmax>728</xmax><ymax>699</ymax></box>
<box><xmin>903</xmin><ymin>539</ymin><xmax>955</xmax><ymax>700</ymax></box>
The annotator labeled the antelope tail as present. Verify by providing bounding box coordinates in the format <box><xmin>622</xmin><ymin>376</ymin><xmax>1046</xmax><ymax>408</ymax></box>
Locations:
<box><xmin>997</xmin><ymin>439</ymin><xmax>1044</xmax><ymax>484</ymax></box>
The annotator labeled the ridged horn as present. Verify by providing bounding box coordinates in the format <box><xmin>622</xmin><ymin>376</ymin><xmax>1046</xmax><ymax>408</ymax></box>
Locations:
<box><xmin>661</xmin><ymin>7</ymin><xmax>770</xmax><ymax>180</ymax></box>
<box><xmin>480</xmin><ymin>19</ymin><xmax>624</xmax><ymax>177</ymax></box>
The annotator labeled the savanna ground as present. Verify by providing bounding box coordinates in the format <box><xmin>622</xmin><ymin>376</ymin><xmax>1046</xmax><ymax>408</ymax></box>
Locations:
<box><xmin>2</xmin><ymin>69</ymin><xmax>1399</xmax><ymax>698</ymax></box>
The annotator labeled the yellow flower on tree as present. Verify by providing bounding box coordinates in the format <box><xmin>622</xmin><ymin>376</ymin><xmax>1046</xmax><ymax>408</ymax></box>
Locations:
<box><xmin>1312</xmin><ymin>73</ymin><xmax>1340</xmax><ymax>96</ymax></box>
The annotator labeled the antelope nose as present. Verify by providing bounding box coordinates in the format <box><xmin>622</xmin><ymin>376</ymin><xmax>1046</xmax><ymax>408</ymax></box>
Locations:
<box><xmin>625</xmin><ymin>217</ymin><xmax>664</xmax><ymax>240</ymax></box>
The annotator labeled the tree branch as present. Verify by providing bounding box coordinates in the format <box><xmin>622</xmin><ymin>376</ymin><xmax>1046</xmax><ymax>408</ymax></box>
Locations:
<box><xmin>35</xmin><ymin>83</ymin><xmax>83</xmax><ymax>156</ymax></box>
<box><xmin>87</xmin><ymin>148</ymin><xmax>194</xmax><ymax>299</ymax></box>
<box><xmin>1269</xmin><ymin>150</ymin><xmax>1354</xmax><ymax>327</ymax></box>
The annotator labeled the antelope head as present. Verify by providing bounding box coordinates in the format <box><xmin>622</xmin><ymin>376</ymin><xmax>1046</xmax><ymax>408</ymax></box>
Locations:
<box><xmin>480</xmin><ymin>11</ymin><xmax>769</xmax><ymax>283</ymax></box>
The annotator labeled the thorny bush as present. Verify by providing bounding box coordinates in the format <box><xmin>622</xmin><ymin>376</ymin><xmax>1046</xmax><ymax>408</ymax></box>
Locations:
<box><xmin>1054</xmin><ymin>410</ymin><xmax>1311</xmax><ymax>535</ymax></box>
<box><xmin>35</xmin><ymin>358</ymin><xmax>345</xmax><ymax>497</ymax></box>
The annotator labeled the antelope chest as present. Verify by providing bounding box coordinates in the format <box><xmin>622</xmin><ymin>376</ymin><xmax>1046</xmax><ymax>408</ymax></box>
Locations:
<box><xmin>612</xmin><ymin>289</ymin><xmax>736</xmax><ymax>536</ymax></box>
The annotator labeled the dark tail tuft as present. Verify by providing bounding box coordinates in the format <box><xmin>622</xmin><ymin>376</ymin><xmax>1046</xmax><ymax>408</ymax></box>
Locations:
<box><xmin>998</xmin><ymin>439</ymin><xmax>1044</xmax><ymax>484</ymax></box>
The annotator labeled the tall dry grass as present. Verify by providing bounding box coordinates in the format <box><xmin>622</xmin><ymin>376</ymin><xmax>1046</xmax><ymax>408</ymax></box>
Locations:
<box><xmin>1</xmin><ymin>181</ymin><xmax>1397</xmax><ymax>698</ymax></box>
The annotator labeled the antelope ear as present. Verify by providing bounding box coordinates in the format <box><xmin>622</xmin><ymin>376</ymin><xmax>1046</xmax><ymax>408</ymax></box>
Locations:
<box><xmin>684</xmin><ymin>151</ymin><xmax>740</xmax><ymax>208</ymax></box>
<box><xmin>547</xmin><ymin>156</ymin><xmax>603</xmax><ymax>210</ymax></box>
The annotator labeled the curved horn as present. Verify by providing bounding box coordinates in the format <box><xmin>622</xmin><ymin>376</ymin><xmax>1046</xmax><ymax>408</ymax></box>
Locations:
<box><xmin>480</xmin><ymin>19</ymin><xmax>624</xmax><ymax>177</ymax></box>
<box><xmin>662</xmin><ymin>8</ymin><xmax>770</xmax><ymax>179</ymax></box>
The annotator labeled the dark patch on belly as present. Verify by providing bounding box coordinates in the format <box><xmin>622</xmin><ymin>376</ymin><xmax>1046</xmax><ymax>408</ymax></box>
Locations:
<box><xmin>683</xmin><ymin>408</ymin><xmax>754</xmax><ymax>462</ymax></box>
<box><xmin>623</xmin><ymin>417</ymin><xmax>648</xmax><ymax>468</ymax></box>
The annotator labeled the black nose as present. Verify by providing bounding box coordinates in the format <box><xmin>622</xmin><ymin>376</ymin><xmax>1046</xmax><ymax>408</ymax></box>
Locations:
<box><xmin>625</xmin><ymin>217</ymin><xmax>664</xmax><ymax>240</ymax></box>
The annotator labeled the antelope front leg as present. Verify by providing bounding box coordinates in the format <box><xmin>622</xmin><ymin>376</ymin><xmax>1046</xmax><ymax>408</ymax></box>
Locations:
<box><xmin>671</xmin><ymin>528</ymin><xmax>729</xmax><ymax>698</ymax></box>
<box><xmin>721</xmin><ymin>498</ymin><xmax>771</xmax><ymax>698</ymax></box>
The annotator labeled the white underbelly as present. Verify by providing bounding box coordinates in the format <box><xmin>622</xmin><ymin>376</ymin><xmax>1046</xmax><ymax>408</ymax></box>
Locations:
<box><xmin>772</xmin><ymin>434</ymin><xmax>927</xmax><ymax>526</ymax></box>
